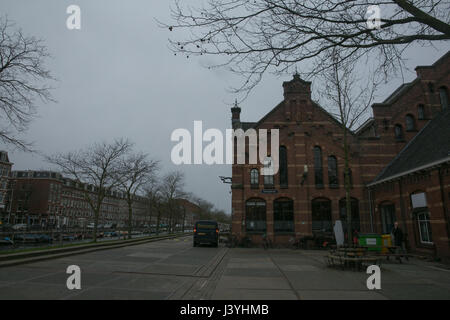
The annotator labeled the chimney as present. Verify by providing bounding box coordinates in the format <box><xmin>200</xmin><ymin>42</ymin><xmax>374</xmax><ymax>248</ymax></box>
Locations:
<box><xmin>231</xmin><ymin>99</ymin><xmax>241</xmax><ymax>129</ymax></box>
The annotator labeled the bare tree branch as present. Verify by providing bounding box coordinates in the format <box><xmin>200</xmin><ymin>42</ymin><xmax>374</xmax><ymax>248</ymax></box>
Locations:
<box><xmin>0</xmin><ymin>16</ymin><xmax>55</xmax><ymax>150</ymax></box>
<box><xmin>46</xmin><ymin>138</ymin><xmax>132</xmax><ymax>242</ymax></box>
<box><xmin>162</xmin><ymin>0</ymin><xmax>450</xmax><ymax>96</ymax></box>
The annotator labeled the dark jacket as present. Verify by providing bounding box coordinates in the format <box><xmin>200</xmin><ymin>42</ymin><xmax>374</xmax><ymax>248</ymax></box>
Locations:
<box><xmin>392</xmin><ymin>226</ymin><xmax>403</xmax><ymax>246</ymax></box>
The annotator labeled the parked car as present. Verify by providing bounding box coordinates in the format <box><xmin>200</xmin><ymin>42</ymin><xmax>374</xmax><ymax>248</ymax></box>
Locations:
<box><xmin>12</xmin><ymin>224</ymin><xmax>27</xmax><ymax>231</ymax></box>
<box><xmin>0</xmin><ymin>237</ymin><xmax>14</xmax><ymax>246</ymax></box>
<box><xmin>0</xmin><ymin>223</ymin><xmax>14</xmax><ymax>232</ymax></box>
<box><xmin>62</xmin><ymin>234</ymin><xmax>76</xmax><ymax>241</ymax></box>
<box><xmin>14</xmin><ymin>234</ymin><xmax>40</xmax><ymax>243</ymax></box>
<box><xmin>37</xmin><ymin>234</ymin><xmax>53</xmax><ymax>243</ymax></box>
<box><xmin>87</xmin><ymin>223</ymin><xmax>95</xmax><ymax>229</ymax></box>
<box><xmin>103</xmin><ymin>223</ymin><xmax>113</xmax><ymax>229</ymax></box>
<box><xmin>103</xmin><ymin>231</ymin><xmax>118</xmax><ymax>238</ymax></box>
<box><xmin>193</xmin><ymin>220</ymin><xmax>219</xmax><ymax>247</ymax></box>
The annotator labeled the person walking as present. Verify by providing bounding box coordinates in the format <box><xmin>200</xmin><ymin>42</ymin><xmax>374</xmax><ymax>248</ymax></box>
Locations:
<box><xmin>391</xmin><ymin>221</ymin><xmax>404</xmax><ymax>261</ymax></box>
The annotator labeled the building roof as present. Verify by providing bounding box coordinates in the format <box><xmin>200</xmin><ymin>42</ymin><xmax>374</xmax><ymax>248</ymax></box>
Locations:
<box><xmin>370</xmin><ymin>108</ymin><xmax>450</xmax><ymax>185</ymax></box>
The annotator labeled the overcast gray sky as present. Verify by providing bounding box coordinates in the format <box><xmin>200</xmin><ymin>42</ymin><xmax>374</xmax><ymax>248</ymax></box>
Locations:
<box><xmin>1</xmin><ymin>0</ymin><xmax>449</xmax><ymax>213</ymax></box>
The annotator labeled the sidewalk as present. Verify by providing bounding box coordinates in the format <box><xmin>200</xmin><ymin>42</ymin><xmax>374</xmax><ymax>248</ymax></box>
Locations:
<box><xmin>209</xmin><ymin>248</ymin><xmax>450</xmax><ymax>300</ymax></box>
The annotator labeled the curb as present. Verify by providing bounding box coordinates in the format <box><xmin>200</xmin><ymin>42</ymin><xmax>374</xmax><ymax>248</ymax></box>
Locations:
<box><xmin>0</xmin><ymin>233</ymin><xmax>192</xmax><ymax>268</ymax></box>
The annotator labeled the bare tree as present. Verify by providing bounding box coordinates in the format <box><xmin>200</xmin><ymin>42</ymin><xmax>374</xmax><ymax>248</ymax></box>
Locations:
<box><xmin>318</xmin><ymin>50</ymin><xmax>378</xmax><ymax>246</ymax></box>
<box><xmin>144</xmin><ymin>177</ymin><xmax>164</xmax><ymax>235</ymax></box>
<box><xmin>0</xmin><ymin>17</ymin><xmax>54</xmax><ymax>149</ymax></box>
<box><xmin>118</xmin><ymin>152</ymin><xmax>159</xmax><ymax>239</ymax></box>
<box><xmin>47</xmin><ymin>138</ymin><xmax>132</xmax><ymax>242</ymax></box>
<box><xmin>160</xmin><ymin>171</ymin><xmax>186</xmax><ymax>233</ymax></box>
<box><xmin>164</xmin><ymin>0</ymin><xmax>450</xmax><ymax>95</ymax></box>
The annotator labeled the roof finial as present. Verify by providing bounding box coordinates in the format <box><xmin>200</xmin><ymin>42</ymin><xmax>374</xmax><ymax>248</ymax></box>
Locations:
<box><xmin>293</xmin><ymin>65</ymin><xmax>301</xmax><ymax>80</ymax></box>
<box><xmin>234</xmin><ymin>98</ymin><xmax>238</xmax><ymax>107</ymax></box>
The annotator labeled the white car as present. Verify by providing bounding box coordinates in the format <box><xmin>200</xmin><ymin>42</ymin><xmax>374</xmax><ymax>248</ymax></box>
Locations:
<box><xmin>12</xmin><ymin>224</ymin><xmax>27</xmax><ymax>231</ymax></box>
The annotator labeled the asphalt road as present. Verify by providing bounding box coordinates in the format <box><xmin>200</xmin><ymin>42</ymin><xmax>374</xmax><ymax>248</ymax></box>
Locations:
<box><xmin>0</xmin><ymin>236</ymin><xmax>450</xmax><ymax>300</ymax></box>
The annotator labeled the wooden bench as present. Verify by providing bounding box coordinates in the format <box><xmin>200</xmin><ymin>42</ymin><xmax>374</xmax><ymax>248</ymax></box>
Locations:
<box><xmin>326</xmin><ymin>249</ymin><xmax>381</xmax><ymax>271</ymax></box>
<box><xmin>360</xmin><ymin>246</ymin><xmax>412</xmax><ymax>263</ymax></box>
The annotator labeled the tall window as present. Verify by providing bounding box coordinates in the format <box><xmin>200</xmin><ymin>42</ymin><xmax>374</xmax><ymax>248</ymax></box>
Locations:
<box><xmin>274</xmin><ymin>198</ymin><xmax>294</xmax><ymax>232</ymax></box>
<box><xmin>311</xmin><ymin>198</ymin><xmax>332</xmax><ymax>232</ymax></box>
<box><xmin>339</xmin><ymin>198</ymin><xmax>360</xmax><ymax>233</ymax></box>
<box><xmin>439</xmin><ymin>87</ymin><xmax>449</xmax><ymax>110</ymax></box>
<box><xmin>417</xmin><ymin>211</ymin><xmax>432</xmax><ymax>243</ymax></box>
<box><xmin>405</xmin><ymin>114</ymin><xmax>415</xmax><ymax>131</ymax></box>
<box><xmin>394</xmin><ymin>124</ymin><xmax>404</xmax><ymax>140</ymax></box>
<box><xmin>250</xmin><ymin>169</ymin><xmax>259</xmax><ymax>188</ymax></box>
<box><xmin>328</xmin><ymin>156</ymin><xmax>338</xmax><ymax>188</ymax></box>
<box><xmin>245</xmin><ymin>199</ymin><xmax>266</xmax><ymax>232</ymax></box>
<box><xmin>380</xmin><ymin>203</ymin><xmax>396</xmax><ymax>234</ymax></box>
<box><xmin>418</xmin><ymin>105</ymin><xmax>425</xmax><ymax>120</ymax></box>
<box><xmin>279</xmin><ymin>146</ymin><xmax>288</xmax><ymax>187</ymax></box>
<box><xmin>263</xmin><ymin>157</ymin><xmax>274</xmax><ymax>188</ymax></box>
<box><xmin>314</xmin><ymin>146</ymin><xmax>323</xmax><ymax>188</ymax></box>
<box><xmin>264</xmin><ymin>174</ymin><xmax>274</xmax><ymax>188</ymax></box>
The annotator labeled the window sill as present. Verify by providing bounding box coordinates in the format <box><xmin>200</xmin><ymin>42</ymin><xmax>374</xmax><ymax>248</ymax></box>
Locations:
<box><xmin>418</xmin><ymin>241</ymin><xmax>434</xmax><ymax>248</ymax></box>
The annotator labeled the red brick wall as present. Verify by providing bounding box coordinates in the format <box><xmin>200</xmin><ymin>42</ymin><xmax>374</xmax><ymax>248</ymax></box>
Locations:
<box><xmin>231</xmin><ymin>52</ymin><xmax>450</xmax><ymax>257</ymax></box>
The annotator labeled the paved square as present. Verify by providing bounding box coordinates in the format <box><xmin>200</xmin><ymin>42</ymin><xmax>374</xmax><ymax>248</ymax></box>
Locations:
<box><xmin>0</xmin><ymin>237</ymin><xmax>449</xmax><ymax>300</ymax></box>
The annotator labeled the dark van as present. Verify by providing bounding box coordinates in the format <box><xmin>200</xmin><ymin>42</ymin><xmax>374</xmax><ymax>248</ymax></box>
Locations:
<box><xmin>193</xmin><ymin>220</ymin><xmax>219</xmax><ymax>247</ymax></box>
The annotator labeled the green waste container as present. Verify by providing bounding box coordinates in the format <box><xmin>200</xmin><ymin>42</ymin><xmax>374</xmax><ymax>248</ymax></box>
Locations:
<box><xmin>358</xmin><ymin>233</ymin><xmax>382</xmax><ymax>251</ymax></box>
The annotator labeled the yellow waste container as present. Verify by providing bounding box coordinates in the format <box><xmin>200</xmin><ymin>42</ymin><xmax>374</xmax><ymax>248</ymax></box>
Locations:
<box><xmin>381</xmin><ymin>234</ymin><xmax>392</xmax><ymax>253</ymax></box>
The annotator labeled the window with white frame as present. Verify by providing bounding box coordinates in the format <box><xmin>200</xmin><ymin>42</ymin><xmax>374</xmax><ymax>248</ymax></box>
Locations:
<box><xmin>417</xmin><ymin>211</ymin><xmax>433</xmax><ymax>244</ymax></box>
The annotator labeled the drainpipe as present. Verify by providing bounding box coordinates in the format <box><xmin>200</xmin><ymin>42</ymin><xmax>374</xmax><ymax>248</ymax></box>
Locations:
<box><xmin>368</xmin><ymin>187</ymin><xmax>374</xmax><ymax>233</ymax></box>
<box><xmin>398</xmin><ymin>178</ymin><xmax>409</xmax><ymax>248</ymax></box>
<box><xmin>438</xmin><ymin>166</ymin><xmax>450</xmax><ymax>245</ymax></box>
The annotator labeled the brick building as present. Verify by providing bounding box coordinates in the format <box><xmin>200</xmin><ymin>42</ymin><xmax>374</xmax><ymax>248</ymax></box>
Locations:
<box><xmin>176</xmin><ymin>198</ymin><xmax>200</xmax><ymax>229</ymax></box>
<box><xmin>0</xmin><ymin>151</ymin><xmax>12</xmax><ymax>222</ymax></box>
<box><xmin>230</xmin><ymin>51</ymin><xmax>450</xmax><ymax>259</ymax></box>
<box><xmin>7</xmin><ymin>170</ymin><xmax>150</xmax><ymax>228</ymax></box>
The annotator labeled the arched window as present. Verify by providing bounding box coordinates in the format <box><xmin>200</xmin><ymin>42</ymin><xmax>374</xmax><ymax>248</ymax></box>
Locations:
<box><xmin>339</xmin><ymin>198</ymin><xmax>360</xmax><ymax>233</ymax></box>
<box><xmin>417</xmin><ymin>211</ymin><xmax>433</xmax><ymax>244</ymax></box>
<box><xmin>313</xmin><ymin>146</ymin><xmax>323</xmax><ymax>188</ymax></box>
<box><xmin>311</xmin><ymin>198</ymin><xmax>332</xmax><ymax>232</ymax></box>
<box><xmin>328</xmin><ymin>156</ymin><xmax>338</xmax><ymax>188</ymax></box>
<box><xmin>394</xmin><ymin>124</ymin><xmax>404</xmax><ymax>140</ymax></box>
<box><xmin>279</xmin><ymin>146</ymin><xmax>288</xmax><ymax>187</ymax></box>
<box><xmin>410</xmin><ymin>191</ymin><xmax>433</xmax><ymax>244</ymax></box>
<box><xmin>405</xmin><ymin>114</ymin><xmax>415</xmax><ymax>131</ymax></box>
<box><xmin>250</xmin><ymin>168</ymin><xmax>259</xmax><ymax>188</ymax></box>
<box><xmin>274</xmin><ymin>198</ymin><xmax>294</xmax><ymax>232</ymax></box>
<box><xmin>245</xmin><ymin>199</ymin><xmax>266</xmax><ymax>232</ymax></box>
<box><xmin>439</xmin><ymin>87</ymin><xmax>449</xmax><ymax>110</ymax></box>
<box><xmin>379</xmin><ymin>202</ymin><xmax>396</xmax><ymax>234</ymax></box>
<box><xmin>417</xmin><ymin>105</ymin><xmax>425</xmax><ymax>120</ymax></box>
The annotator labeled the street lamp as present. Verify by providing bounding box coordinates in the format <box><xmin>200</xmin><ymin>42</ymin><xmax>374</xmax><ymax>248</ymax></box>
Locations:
<box><xmin>219</xmin><ymin>176</ymin><xmax>232</xmax><ymax>184</ymax></box>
